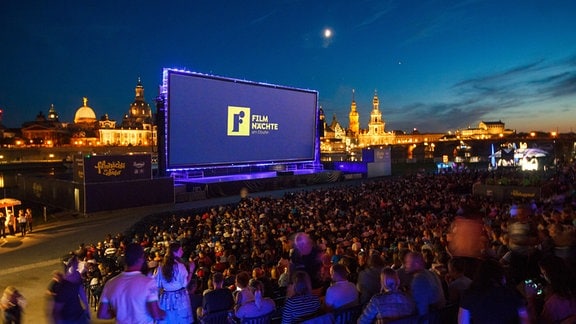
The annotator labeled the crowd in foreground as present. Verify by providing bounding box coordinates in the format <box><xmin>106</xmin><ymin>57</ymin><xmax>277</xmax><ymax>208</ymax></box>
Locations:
<box><xmin>4</xmin><ymin>163</ymin><xmax>576</xmax><ymax>324</ymax></box>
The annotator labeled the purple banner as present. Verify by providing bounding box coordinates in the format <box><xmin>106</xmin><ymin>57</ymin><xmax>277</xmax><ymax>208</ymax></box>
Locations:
<box><xmin>78</xmin><ymin>154</ymin><xmax>152</xmax><ymax>183</ymax></box>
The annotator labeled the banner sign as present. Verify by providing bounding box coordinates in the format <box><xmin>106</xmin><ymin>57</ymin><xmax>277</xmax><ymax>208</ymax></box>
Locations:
<box><xmin>75</xmin><ymin>154</ymin><xmax>152</xmax><ymax>183</ymax></box>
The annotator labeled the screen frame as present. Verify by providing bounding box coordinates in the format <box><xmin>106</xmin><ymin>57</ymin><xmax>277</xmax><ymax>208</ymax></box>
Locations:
<box><xmin>163</xmin><ymin>69</ymin><xmax>319</xmax><ymax>171</ymax></box>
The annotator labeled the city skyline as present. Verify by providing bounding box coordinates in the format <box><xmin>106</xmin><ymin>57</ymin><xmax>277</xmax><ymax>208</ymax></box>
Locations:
<box><xmin>1</xmin><ymin>0</ymin><xmax>575</xmax><ymax>133</ymax></box>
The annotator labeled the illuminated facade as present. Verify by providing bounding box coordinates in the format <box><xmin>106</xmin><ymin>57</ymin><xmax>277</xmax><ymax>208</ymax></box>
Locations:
<box><xmin>348</xmin><ymin>89</ymin><xmax>360</xmax><ymax>136</ymax></box>
<box><xmin>21</xmin><ymin>105</ymin><xmax>68</xmax><ymax>146</ymax></box>
<box><xmin>18</xmin><ymin>79</ymin><xmax>157</xmax><ymax>147</ymax></box>
<box><xmin>74</xmin><ymin>97</ymin><xmax>97</xmax><ymax>124</ymax></box>
<box><xmin>458</xmin><ymin>120</ymin><xmax>514</xmax><ymax>139</ymax></box>
<box><xmin>99</xmin><ymin>79</ymin><xmax>156</xmax><ymax>146</ymax></box>
<box><xmin>321</xmin><ymin>90</ymin><xmax>444</xmax><ymax>157</ymax></box>
<box><xmin>358</xmin><ymin>91</ymin><xmax>395</xmax><ymax>146</ymax></box>
<box><xmin>320</xmin><ymin>89</ymin><xmax>520</xmax><ymax>159</ymax></box>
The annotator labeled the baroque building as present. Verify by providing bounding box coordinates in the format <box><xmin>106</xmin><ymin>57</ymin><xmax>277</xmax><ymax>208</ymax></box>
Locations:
<box><xmin>18</xmin><ymin>79</ymin><xmax>157</xmax><ymax>147</ymax></box>
<box><xmin>21</xmin><ymin>104</ymin><xmax>68</xmax><ymax>146</ymax></box>
<box><xmin>320</xmin><ymin>90</ymin><xmax>446</xmax><ymax>159</ymax></box>
<box><xmin>321</xmin><ymin>89</ymin><xmax>512</xmax><ymax>156</ymax></box>
<box><xmin>358</xmin><ymin>91</ymin><xmax>395</xmax><ymax>146</ymax></box>
<box><xmin>348</xmin><ymin>89</ymin><xmax>360</xmax><ymax>136</ymax></box>
<box><xmin>458</xmin><ymin>120</ymin><xmax>514</xmax><ymax>139</ymax></box>
<box><xmin>99</xmin><ymin>79</ymin><xmax>156</xmax><ymax>146</ymax></box>
<box><xmin>69</xmin><ymin>97</ymin><xmax>99</xmax><ymax>145</ymax></box>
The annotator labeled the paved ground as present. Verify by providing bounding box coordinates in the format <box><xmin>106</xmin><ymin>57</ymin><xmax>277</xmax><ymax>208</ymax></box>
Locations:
<box><xmin>0</xmin><ymin>190</ymin><xmax>256</xmax><ymax>323</ymax></box>
<box><xmin>0</xmin><ymin>182</ymin><xmax>346</xmax><ymax>323</ymax></box>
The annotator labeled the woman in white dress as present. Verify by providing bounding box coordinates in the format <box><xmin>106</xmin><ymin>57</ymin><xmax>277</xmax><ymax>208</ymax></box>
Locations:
<box><xmin>155</xmin><ymin>242</ymin><xmax>194</xmax><ymax>323</ymax></box>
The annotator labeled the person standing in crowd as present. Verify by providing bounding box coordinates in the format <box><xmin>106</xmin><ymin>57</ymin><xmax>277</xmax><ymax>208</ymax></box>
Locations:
<box><xmin>281</xmin><ymin>271</ymin><xmax>321</xmax><ymax>324</ymax></box>
<box><xmin>6</xmin><ymin>210</ymin><xmax>15</xmax><ymax>236</ymax></box>
<box><xmin>506</xmin><ymin>204</ymin><xmax>540</xmax><ymax>286</ymax></box>
<box><xmin>459</xmin><ymin>258</ymin><xmax>529</xmax><ymax>324</ymax></box>
<box><xmin>1</xmin><ymin>286</ymin><xmax>26</xmax><ymax>324</ymax></box>
<box><xmin>324</xmin><ymin>263</ymin><xmax>358</xmax><ymax>311</ymax></box>
<box><xmin>395</xmin><ymin>248</ymin><xmax>414</xmax><ymax>294</ymax></box>
<box><xmin>357</xmin><ymin>268</ymin><xmax>415</xmax><ymax>324</ymax></box>
<box><xmin>0</xmin><ymin>212</ymin><xmax>6</xmax><ymax>239</ymax></box>
<box><xmin>446</xmin><ymin>257</ymin><xmax>472</xmax><ymax>306</ymax></box>
<box><xmin>447</xmin><ymin>213</ymin><xmax>488</xmax><ymax>259</ymax></box>
<box><xmin>525</xmin><ymin>255</ymin><xmax>576</xmax><ymax>323</ymax></box>
<box><xmin>289</xmin><ymin>232</ymin><xmax>323</xmax><ymax>291</ymax></box>
<box><xmin>187</xmin><ymin>278</ymin><xmax>202</xmax><ymax>324</ymax></box>
<box><xmin>97</xmin><ymin>243</ymin><xmax>165</xmax><ymax>324</ymax></box>
<box><xmin>357</xmin><ymin>253</ymin><xmax>386</xmax><ymax>306</ymax></box>
<box><xmin>17</xmin><ymin>210</ymin><xmax>27</xmax><ymax>237</ymax></box>
<box><xmin>405</xmin><ymin>252</ymin><xmax>445</xmax><ymax>316</ymax></box>
<box><xmin>50</xmin><ymin>256</ymin><xmax>90</xmax><ymax>324</ymax></box>
<box><xmin>25</xmin><ymin>208</ymin><xmax>32</xmax><ymax>233</ymax></box>
<box><xmin>154</xmin><ymin>242</ymin><xmax>193</xmax><ymax>324</ymax></box>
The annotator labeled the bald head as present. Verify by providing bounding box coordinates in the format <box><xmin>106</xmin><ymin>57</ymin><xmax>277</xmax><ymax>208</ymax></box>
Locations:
<box><xmin>294</xmin><ymin>232</ymin><xmax>313</xmax><ymax>255</ymax></box>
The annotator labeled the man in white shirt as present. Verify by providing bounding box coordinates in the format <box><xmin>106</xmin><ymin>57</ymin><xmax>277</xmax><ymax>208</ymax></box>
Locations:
<box><xmin>97</xmin><ymin>243</ymin><xmax>164</xmax><ymax>324</ymax></box>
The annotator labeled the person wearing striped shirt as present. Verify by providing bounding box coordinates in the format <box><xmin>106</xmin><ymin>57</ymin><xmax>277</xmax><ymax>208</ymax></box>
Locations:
<box><xmin>281</xmin><ymin>271</ymin><xmax>321</xmax><ymax>324</ymax></box>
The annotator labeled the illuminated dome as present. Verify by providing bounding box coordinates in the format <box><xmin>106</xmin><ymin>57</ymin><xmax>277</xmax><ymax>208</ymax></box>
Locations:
<box><xmin>74</xmin><ymin>97</ymin><xmax>97</xmax><ymax>124</ymax></box>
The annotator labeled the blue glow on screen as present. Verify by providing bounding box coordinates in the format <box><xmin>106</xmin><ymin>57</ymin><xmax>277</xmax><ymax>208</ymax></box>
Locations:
<box><xmin>166</xmin><ymin>70</ymin><xmax>318</xmax><ymax>169</ymax></box>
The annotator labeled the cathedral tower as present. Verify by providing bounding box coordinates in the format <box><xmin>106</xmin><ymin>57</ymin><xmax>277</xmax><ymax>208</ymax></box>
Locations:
<box><xmin>348</xmin><ymin>89</ymin><xmax>360</xmax><ymax>135</ymax></box>
<box><xmin>123</xmin><ymin>78</ymin><xmax>153</xmax><ymax>128</ymax></box>
<box><xmin>367</xmin><ymin>90</ymin><xmax>385</xmax><ymax>135</ymax></box>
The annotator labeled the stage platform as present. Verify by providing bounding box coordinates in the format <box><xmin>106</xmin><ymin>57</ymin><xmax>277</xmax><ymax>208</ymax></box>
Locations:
<box><xmin>174</xmin><ymin>169</ymin><xmax>343</xmax><ymax>200</ymax></box>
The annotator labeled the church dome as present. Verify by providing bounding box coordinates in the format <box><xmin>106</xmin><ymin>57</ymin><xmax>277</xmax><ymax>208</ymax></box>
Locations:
<box><xmin>74</xmin><ymin>97</ymin><xmax>97</xmax><ymax>124</ymax></box>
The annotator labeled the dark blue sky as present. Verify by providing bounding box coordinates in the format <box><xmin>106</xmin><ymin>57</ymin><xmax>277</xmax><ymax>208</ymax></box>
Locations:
<box><xmin>1</xmin><ymin>0</ymin><xmax>575</xmax><ymax>132</ymax></box>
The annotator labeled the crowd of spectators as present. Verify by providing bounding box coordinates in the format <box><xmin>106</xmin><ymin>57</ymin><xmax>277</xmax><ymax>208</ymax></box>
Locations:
<box><xmin>58</xmin><ymin>162</ymin><xmax>576</xmax><ymax>323</ymax></box>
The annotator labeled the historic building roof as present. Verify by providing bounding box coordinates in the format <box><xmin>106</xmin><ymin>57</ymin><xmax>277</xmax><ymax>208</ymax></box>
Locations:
<box><xmin>74</xmin><ymin>97</ymin><xmax>97</xmax><ymax>124</ymax></box>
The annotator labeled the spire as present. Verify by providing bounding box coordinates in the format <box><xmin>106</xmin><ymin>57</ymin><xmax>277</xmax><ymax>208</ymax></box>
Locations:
<box><xmin>135</xmin><ymin>78</ymin><xmax>144</xmax><ymax>99</ymax></box>
<box><xmin>48</xmin><ymin>103</ymin><xmax>59</xmax><ymax>121</ymax></box>
<box><xmin>349</xmin><ymin>89</ymin><xmax>359</xmax><ymax>135</ymax></box>
<box><xmin>83</xmin><ymin>97</ymin><xmax>88</xmax><ymax>107</ymax></box>
<box><xmin>350</xmin><ymin>89</ymin><xmax>357</xmax><ymax>113</ymax></box>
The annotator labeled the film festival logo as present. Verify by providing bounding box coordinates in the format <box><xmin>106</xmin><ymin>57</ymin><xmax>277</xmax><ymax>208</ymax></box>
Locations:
<box><xmin>227</xmin><ymin>106</ymin><xmax>251</xmax><ymax>136</ymax></box>
<box><xmin>227</xmin><ymin>106</ymin><xmax>279</xmax><ymax>136</ymax></box>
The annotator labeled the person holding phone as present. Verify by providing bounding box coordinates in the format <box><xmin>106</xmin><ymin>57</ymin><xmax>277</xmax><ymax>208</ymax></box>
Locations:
<box><xmin>525</xmin><ymin>255</ymin><xmax>576</xmax><ymax>323</ymax></box>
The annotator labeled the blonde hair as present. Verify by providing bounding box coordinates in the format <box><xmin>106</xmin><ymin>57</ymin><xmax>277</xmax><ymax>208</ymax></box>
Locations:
<box><xmin>291</xmin><ymin>271</ymin><xmax>312</xmax><ymax>296</ymax></box>
<box><xmin>381</xmin><ymin>268</ymin><xmax>400</xmax><ymax>292</ymax></box>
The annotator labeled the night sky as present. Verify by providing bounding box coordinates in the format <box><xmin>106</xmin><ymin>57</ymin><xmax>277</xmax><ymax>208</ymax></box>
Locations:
<box><xmin>1</xmin><ymin>0</ymin><xmax>575</xmax><ymax>133</ymax></box>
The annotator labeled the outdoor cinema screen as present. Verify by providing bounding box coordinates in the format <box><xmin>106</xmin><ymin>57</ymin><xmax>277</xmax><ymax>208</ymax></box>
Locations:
<box><xmin>165</xmin><ymin>70</ymin><xmax>318</xmax><ymax>170</ymax></box>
